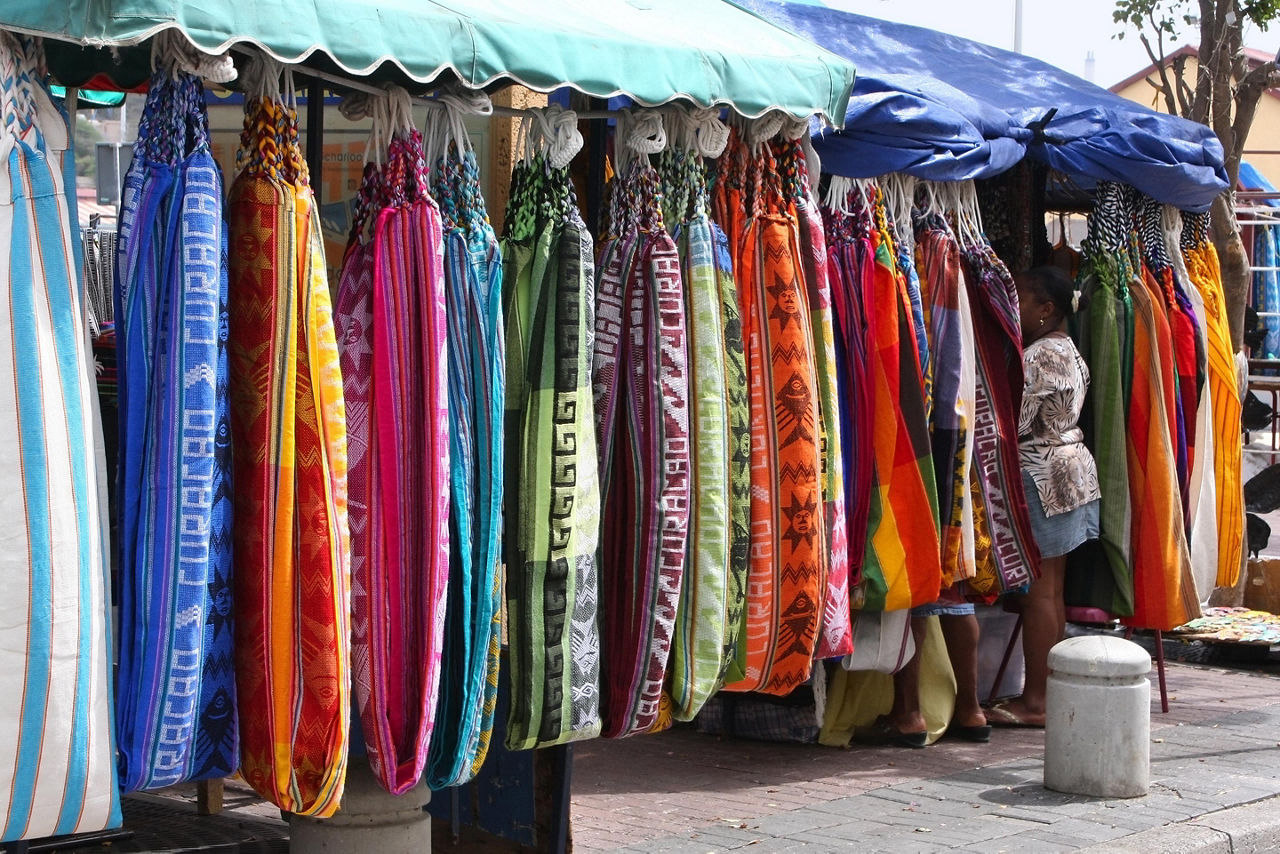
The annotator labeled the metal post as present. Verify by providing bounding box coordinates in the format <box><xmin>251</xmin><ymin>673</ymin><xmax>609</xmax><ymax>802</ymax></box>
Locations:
<box><xmin>1013</xmin><ymin>0</ymin><xmax>1024</xmax><ymax>53</ymax></box>
<box><xmin>306</xmin><ymin>76</ymin><xmax>324</xmax><ymax>208</ymax></box>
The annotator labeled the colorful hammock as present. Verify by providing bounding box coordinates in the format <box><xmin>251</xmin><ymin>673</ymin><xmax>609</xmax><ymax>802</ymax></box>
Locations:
<box><xmin>914</xmin><ymin>212</ymin><xmax>977</xmax><ymax>585</ymax></box>
<box><xmin>823</xmin><ymin>179</ymin><xmax>939</xmax><ymax>612</ymax></box>
<box><xmin>114</xmin><ymin>69</ymin><xmax>236</xmax><ymax>792</ymax></box>
<box><xmin>335</xmin><ymin>98</ymin><xmax>452</xmax><ymax>795</ymax></box>
<box><xmin>960</xmin><ymin>238</ymin><xmax>1039</xmax><ymax>599</ymax></box>
<box><xmin>428</xmin><ymin>137</ymin><xmax>504</xmax><ymax>788</ymax></box>
<box><xmin>594</xmin><ymin>153</ymin><xmax>691</xmax><ymax>735</ymax></box>
<box><xmin>227</xmin><ymin>81</ymin><xmax>350</xmax><ymax>816</ymax></box>
<box><xmin>502</xmin><ymin>148</ymin><xmax>603</xmax><ymax>750</ymax></box>
<box><xmin>786</xmin><ymin>142</ymin><xmax>851</xmax><ymax>660</ymax></box>
<box><xmin>0</xmin><ymin>33</ymin><xmax>121</xmax><ymax>843</ymax></box>
<box><xmin>657</xmin><ymin>143</ymin><xmax>739</xmax><ymax>721</ymax></box>
<box><xmin>1182</xmin><ymin>213</ymin><xmax>1243</xmax><ymax>588</ymax></box>
<box><xmin>716</xmin><ymin>130</ymin><xmax>824</xmax><ymax>694</ymax></box>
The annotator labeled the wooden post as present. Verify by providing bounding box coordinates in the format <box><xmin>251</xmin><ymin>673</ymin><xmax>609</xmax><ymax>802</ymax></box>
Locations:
<box><xmin>196</xmin><ymin>778</ymin><xmax>225</xmax><ymax>816</ymax></box>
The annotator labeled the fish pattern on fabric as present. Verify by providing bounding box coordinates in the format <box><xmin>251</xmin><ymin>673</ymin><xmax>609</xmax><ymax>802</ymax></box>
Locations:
<box><xmin>227</xmin><ymin>92</ymin><xmax>350</xmax><ymax>817</ymax></box>
<box><xmin>0</xmin><ymin>33</ymin><xmax>121</xmax><ymax>843</ymax></box>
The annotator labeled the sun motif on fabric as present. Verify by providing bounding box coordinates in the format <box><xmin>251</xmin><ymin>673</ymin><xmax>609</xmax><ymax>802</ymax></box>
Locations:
<box><xmin>782</xmin><ymin>489</ymin><xmax>819</xmax><ymax>551</ymax></box>
<box><xmin>768</xmin><ymin>275</ymin><xmax>804</xmax><ymax>331</ymax></box>
<box><xmin>776</xmin><ymin>371</ymin><xmax>815</xmax><ymax>447</ymax></box>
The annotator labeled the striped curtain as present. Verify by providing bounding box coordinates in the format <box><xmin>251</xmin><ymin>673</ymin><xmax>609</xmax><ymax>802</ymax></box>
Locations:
<box><xmin>113</xmin><ymin>69</ymin><xmax>236</xmax><ymax>794</ymax></box>
<box><xmin>0</xmin><ymin>33</ymin><xmax>121</xmax><ymax>843</ymax></box>
<box><xmin>227</xmin><ymin>85</ymin><xmax>350</xmax><ymax>817</ymax></box>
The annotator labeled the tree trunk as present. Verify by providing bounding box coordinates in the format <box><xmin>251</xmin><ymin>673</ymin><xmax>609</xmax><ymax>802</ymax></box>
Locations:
<box><xmin>1210</xmin><ymin>191</ymin><xmax>1249</xmax><ymax>350</ymax></box>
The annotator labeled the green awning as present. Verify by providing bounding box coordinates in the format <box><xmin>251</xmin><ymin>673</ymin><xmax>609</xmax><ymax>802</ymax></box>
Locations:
<box><xmin>1</xmin><ymin>0</ymin><xmax>855</xmax><ymax>123</ymax></box>
<box><xmin>49</xmin><ymin>85</ymin><xmax>126</xmax><ymax>108</ymax></box>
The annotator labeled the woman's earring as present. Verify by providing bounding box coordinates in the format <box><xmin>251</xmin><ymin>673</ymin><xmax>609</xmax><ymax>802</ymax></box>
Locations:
<box><xmin>1039</xmin><ymin>317</ymin><xmax>1045</xmax><ymax>327</ymax></box>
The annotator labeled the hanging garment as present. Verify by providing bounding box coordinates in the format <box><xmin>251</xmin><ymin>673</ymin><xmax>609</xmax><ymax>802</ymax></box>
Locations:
<box><xmin>1183</xmin><ymin>213</ymin><xmax>1244</xmax><ymax>589</ymax></box>
<box><xmin>1070</xmin><ymin>197</ymin><xmax>1135</xmax><ymax>616</ymax></box>
<box><xmin>1253</xmin><ymin>223</ymin><xmax>1280</xmax><ymax>359</ymax></box>
<box><xmin>657</xmin><ymin>145</ymin><xmax>739</xmax><ymax>721</ymax></box>
<box><xmin>717</xmin><ymin>131</ymin><xmax>824</xmax><ymax>694</ymax></box>
<box><xmin>0</xmin><ymin>33</ymin><xmax>121</xmax><ymax>844</ymax></box>
<box><xmin>114</xmin><ymin>70</ymin><xmax>236</xmax><ymax>792</ymax></box>
<box><xmin>787</xmin><ymin>143</ymin><xmax>851</xmax><ymax>661</ymax></box>
<box><xmin>960</xmin><ymin>239</ymin><xmax>1039</xmax><ymax>599</ymax></box>
<box><xmin>914</xmin><ymin>212</ymin><xmax>977</xmax><ymax>585</ymax></box>
<box><xmin>427</xmin><ymin>139</ymin><xmax>505</xmax><ymax>789</ymax></box>
<box><xmin>594</xmin><ymin>154</ymin><xmax>690</xmax><ymax>736</ymax></box>
<box><xmin>502</xmin><ymin>151</ymin><xmax>603</xmax><ymax>750</ymax></box>
<box><xmin>227</xmin><ymin>87</ymin><xmax>350</xmax><ymax>817</ymax></box>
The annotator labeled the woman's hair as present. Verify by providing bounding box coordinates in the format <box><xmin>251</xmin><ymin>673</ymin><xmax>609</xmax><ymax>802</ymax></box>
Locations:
<box><xmin>1018</xmin><ymin>265</ymin><xmax>1087</xmax><ymax>318</ymax></box>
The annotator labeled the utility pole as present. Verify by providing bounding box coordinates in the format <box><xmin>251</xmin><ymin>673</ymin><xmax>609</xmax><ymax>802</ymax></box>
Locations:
<box><xmin>1014</xmin><ymin>0</ymin><xmax>1024</xmax><ymax>52</ymax></box>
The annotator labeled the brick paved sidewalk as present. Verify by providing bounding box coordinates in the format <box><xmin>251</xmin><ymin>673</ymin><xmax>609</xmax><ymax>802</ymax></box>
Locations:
<box><xmin>570</xmin><ymin>662</ymin><xmax>1280</xmax><ymax>852</ymax></box>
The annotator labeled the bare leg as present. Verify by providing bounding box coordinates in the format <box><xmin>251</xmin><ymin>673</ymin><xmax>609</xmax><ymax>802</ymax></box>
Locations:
<box><xmin>939</xmin><ymin>613</ymin><xmax>986</xmax><ymax>728</ymax></box>
<box><xmin>888</xmin><ymin>617</ymin><xmax>929</xmax><ymax>734</ymax></box>
<box><xmin>989</xmin><ymin>555</ymin><xmax>1066</xmax><ymax>726</ymax></box>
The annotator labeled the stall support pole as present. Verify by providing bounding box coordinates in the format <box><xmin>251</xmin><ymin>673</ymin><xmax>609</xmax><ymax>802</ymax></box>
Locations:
<box><xmin>306</xmin><ymin>77</ymin><xmax>324</xmax><ymax>208</ymax></box>
<box><xmin>288</xmin><ymin>756</ymin><xmax>433</xmax><ymax>851</ymax></box>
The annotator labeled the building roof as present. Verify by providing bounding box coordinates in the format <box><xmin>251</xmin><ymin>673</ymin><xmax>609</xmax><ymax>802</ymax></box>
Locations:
<box><xmin>1109</xmin><ymin>43</ymin><xmax>1279</xmax><ymax>100</ymax></box>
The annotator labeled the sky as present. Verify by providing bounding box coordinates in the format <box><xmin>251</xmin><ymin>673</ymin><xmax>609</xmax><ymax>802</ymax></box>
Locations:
<box><xmin>818</xmin><ymin>0</ymin><xmax>1280</xmax><ymax>90</ymax></box>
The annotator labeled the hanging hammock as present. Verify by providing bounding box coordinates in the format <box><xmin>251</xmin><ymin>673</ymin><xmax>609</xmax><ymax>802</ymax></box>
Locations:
<box><xmin>955</xmin><ymin>188</ymin><xmax>1039</xmax><ymax>600</ymax></box>
<box><xmin>334</xmin><ymin>88</ymin><xmax>451</xmax><ymax>796</ymax></box>
<box><xmin>113</xmin><ymin>66</ymin><xmax>236</xmax><ymax>793</ymax></box>
<box><xmin>822</xmin><ymin>177</ymin><xmax>939</xmax><ymax>613</ymax></box>
<box><xmin>1182</xmin><ymin>211</ymin><xmax>1243</xmax><ymax>589</ymax></box>
<box><xmin>654</xmin><ymin>120</ymin><xmax>740</xmax><ymax>721</ymax></box>
<box><xmin>716</xmin><ymin>125</ymin><xmax>825</xmax><ymax>694</ymax></box>
<box><xmin>227</xmin><ymin>59</ymin><xmax>350</xmax><ymax>817</ymax></box>
<box><xmin>594</xmin><ymin>113</ymin><xmax>691</xmax><ymax>736</ymax></box>
<box><xmin>424</xmin><ymin>96</ymin><xmax>505</xmax><ymax>789</ymax></box>
<box><xmin>782</xmin><ymin>135</ymin><xmax>851</xmax><ymax>660</ymax></box>
<box><xmin>0</xmin><ymin>32</ymin><xmax>120</xmax><ymax>843</ymax></box>
<box><xmin>501</xmin><ymin>110</ymin><xmax>603</xmax><ymax>750</ymax></box>
<box><xmin>914</xmin><ymin>207</ymin><xmax>977</xmax><ymax>586</ymax></box>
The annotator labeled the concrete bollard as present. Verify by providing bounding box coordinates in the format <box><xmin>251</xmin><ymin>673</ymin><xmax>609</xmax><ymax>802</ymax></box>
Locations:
<box><xmin>1043</xmin><ymin>635</ymin><xmax>1151</xmax><ymax>799</ymax></box>
<box><xmin>289</xmin><ymin>757</ymin><xmax>432</xmax><ymax>853</ymax></box>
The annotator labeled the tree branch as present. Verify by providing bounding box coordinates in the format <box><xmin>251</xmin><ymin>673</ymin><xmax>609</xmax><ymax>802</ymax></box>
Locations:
<box><xmin>1172</xmin><ymin>53</ymin><xmax>1194</xmax><ymax>114</ymax></box>
<box><xmin>1140</xmin><ymin>28</ymin><xmax>1181</xmax><ymax>113</ymax></box>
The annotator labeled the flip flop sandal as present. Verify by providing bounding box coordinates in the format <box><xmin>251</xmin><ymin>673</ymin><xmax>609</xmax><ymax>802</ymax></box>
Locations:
<box><xmin>985</xmin><ymin>700</ymin><xmax>1044</xmax><ymax>729</ymax></box>
<box><xmin>853</xmin><ymin>717</ymin><xmax>929</xmax><ymax>749</ymax></box>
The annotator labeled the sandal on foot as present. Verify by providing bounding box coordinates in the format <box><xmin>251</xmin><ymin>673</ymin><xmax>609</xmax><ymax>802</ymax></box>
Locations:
<box><xmin>853</xmin><ymin>717</ymin><xmax>928</xmax><ymax>749</ymax></box>
<box><xmin>985</xmin><ymin>700</ymin><xmax>1044</xmax><ymax>729</ymax></box>
<box><xmin>945</xmin><ymin>722</ymin><xmax>992</xmax><ymax>743</ymax></box>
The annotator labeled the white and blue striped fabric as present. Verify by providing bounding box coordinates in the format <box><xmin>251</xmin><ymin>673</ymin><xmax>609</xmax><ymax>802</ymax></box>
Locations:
<box><xmin>0</xmin><ymin>33</ymin><xmax>120</xmax><ymax>844</ymax></box>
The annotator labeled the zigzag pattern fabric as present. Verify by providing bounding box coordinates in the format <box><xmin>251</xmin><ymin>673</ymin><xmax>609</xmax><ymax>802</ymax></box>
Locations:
<box><xmin>0</xmin><ymin>33</ymin><xmax>120</xmax><ymax>843</ymax></box>
<box><xmin>717</xmin><ymin>132</ymin><xmax>824</xmax><ymax>694</ymax></box>
<box><xmin>428</xmin><ymin>144</ymin><xmax>504</xmax><ymax>789</ymax></box>
<box><xmin>594</xmin><ymin>158</ymin><xmax>691</xmax><ymax>736</ymax></box>
<box><xmin>227</xmin><ymin>92</ymin><xmax>350</xmax><ymax>817</ymax></box>
<box><xmin>113</xmin><ymin>69</ymin><xmax>236</xmax><ymax>794</ymax></box>
<box><xmin>502</xmin><ymin>154</ymin><xmax>602</xmax><ymax>750</ymax></box>
<box><xmin>657</xmin><ymin>148</ymin><xmax>735</xmax><ymax>721</ymax></box>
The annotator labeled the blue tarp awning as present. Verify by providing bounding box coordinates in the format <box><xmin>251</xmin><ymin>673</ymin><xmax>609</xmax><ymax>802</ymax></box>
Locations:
<box><xmin>741</xmin><ymin>0</ymin><xmax>1229</xmax><ymax>211</ymax></box>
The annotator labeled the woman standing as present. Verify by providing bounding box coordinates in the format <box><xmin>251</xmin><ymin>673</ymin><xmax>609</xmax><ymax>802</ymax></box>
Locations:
<box><xmin>988</xmin><ymin>266</ymin><xmax>1101</xmax><ymax>728</ymax></box>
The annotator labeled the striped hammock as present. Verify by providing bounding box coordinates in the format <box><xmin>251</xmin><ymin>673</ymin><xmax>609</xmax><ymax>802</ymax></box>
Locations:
<box><xmin>594</xmin><ymin>157</ymin><xmax>690</xmax><ymax>735</ymax></box>
<box><xmin>113</xmin><ymin>70</ymin><xmax>236</xmax><ymax>794</ymax></box>
<box><xmin>1182</xmin><ymin>214</ymin><xmax>1243</xmax><ymax>589</ymax></box>
<box><xmin>718</xmin><ymin>131</ymin><xmax>824</xmax><ymax>695</ymax></box>
<box><xmin>657</xmin><ymin>147</ymin><xmax>735</xmax><ymax>721</ymax></box>
<box><xmin>0</xmin><ymin>33</ymin><xmax>121</xmax><ymax>843</ymax></box>
<box><xmin>428</xmin><ymin>144</ymin><xmax>504</xmax><ymax>789</ymax></box>
<box><xmin>227</xmin><ymin>91</ymin><xmax>350</xmax><ymax>817</ymax></box>
<box><xmin>502</xmin><ymin>155</ymin><xmax>603</xmax><ymax>750</ymax></box>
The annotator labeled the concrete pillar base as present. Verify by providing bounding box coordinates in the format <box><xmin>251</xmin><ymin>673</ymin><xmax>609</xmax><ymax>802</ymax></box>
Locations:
<box><xmin>289</xmin><ymin>758</ymin><xmax>432</xmax><ymax>853</ymax></box>
<box><xmin>1044</xmin><ymin>635</ymin><xmax>1151</xmax><ymax>799</ymax></box>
